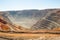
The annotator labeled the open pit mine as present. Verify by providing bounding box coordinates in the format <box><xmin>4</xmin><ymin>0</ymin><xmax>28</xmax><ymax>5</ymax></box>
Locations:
<box><xmin>0</xmin><ymin>9</ymin><xmax>60</xmax><ymax>40</ymax></box>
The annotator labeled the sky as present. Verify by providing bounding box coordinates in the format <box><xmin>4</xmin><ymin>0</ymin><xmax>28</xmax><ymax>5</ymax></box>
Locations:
<box><xmin>0</xmin><ymin>0</ymin><xmax>60</xmax><ymax>11</ymax></box>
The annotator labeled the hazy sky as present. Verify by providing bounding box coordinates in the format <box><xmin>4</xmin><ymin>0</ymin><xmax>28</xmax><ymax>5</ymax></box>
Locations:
<box><xmin>0</xmin><ymin>0</ymin><xmax>60</xmax><ymax>11</ymax></box>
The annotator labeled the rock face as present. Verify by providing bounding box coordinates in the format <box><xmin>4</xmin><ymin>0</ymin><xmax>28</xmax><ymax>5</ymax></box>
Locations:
<box><xmin>31</xmin><ymin>9</ymin><xmax>60</xmax><ymax>30</ymax></box>
<box><xmin>0</xmin><ymin>13</ymin><xmax>23</xmax><ymax>31</ymax></box>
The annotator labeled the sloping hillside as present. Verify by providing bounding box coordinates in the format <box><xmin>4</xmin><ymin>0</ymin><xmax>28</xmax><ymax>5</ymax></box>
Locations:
<box><xmin>32</xmin><ymin>9</ymin><xmax>60</xmax><ymax>30</ymax></box>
